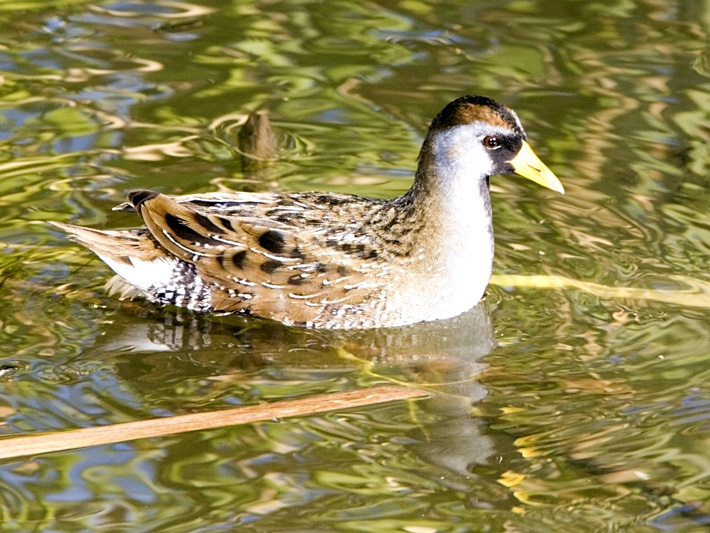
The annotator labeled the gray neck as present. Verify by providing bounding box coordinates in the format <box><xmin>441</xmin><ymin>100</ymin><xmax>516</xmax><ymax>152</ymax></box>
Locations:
<box><xmin>393</xmin><ymin>127</ymin><xmax>496</xmax><ymax>320</ymax></box>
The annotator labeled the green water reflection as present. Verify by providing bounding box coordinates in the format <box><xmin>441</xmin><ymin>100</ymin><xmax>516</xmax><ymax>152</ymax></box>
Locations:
<box><xmin>2</xmin><ymin>0</ymin><xmax>710</xmax><ymax>531</ymax></box>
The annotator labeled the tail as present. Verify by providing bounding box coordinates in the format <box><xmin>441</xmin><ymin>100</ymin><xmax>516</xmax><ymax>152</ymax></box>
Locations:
<box><xmin>51</xmin><ymin>222</ymin><xmax>173</xmax><ymax>298</ymax></box>
<box><xmin>51</xmin><ymin>222</ymin><xmax>145</xmax><ymax>263</ymax></box>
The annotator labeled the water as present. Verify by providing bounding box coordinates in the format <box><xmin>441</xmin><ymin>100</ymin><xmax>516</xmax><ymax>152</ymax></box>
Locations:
<box><xmin>2</xmin><ymin>0</ymin><xmax>710</xmax><ymax>530</ymax></box>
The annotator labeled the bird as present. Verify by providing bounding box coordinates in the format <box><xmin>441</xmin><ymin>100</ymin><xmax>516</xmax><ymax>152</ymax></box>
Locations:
<box><xmin>53</xmin><ymin>95</ymin><xmax>564</xmax><ymax>329</ymax></box>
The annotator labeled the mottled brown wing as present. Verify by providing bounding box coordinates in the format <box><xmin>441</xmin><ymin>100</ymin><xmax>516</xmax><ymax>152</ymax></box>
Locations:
<box><xmin>129</xmin><ymin>190</ymin><xmax>379</xmax><ymax>323</ymax></box>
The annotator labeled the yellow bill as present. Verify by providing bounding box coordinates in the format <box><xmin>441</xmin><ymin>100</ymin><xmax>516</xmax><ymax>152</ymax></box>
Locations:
<box><xmin>510</xmin><ymin>141</ymin><xmax>564</xmax><ymax>194</ymax></box>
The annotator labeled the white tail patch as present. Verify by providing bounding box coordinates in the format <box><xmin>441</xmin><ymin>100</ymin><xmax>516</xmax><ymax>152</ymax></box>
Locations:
<box><xmin>97</xmin><ymin>254</ymin><xmax>177</xmax><ymax>291</ymax></box>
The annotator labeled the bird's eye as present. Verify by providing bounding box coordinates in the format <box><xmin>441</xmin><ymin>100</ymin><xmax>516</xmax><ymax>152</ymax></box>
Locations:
<box><xmin>483</xmin><ymin>136</ymin><xmax>500</xmax><ymax>149</ymax></box>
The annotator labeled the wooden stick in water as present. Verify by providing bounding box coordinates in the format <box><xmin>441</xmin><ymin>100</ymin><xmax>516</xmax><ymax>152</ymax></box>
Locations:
<box><xmin>0</xmin><ymin>386</ymin><xmax>428</xmax><ymax>461</ymax></box>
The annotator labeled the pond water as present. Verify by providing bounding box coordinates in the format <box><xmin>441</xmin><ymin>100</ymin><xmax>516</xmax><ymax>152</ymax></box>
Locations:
<box><xmin>2</xmin><ymin>0</ymin><xmax>710</xmax><ymax>530</ymax></box>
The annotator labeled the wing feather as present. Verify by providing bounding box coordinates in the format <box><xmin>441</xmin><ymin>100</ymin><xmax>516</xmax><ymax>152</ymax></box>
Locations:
<box><xmin>129</xmin><ymin>190</ymin><xmax>386</xmax><ymax>323</ymax></box>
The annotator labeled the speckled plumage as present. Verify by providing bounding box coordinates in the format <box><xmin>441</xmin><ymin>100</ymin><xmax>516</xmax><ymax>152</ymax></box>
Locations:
<box><xmin>54</xmin><ymin>96</ymin><xmax>563</xmax><ymax>329</ymax></box>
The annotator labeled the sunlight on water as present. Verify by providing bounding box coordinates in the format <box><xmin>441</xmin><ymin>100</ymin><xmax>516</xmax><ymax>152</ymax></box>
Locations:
<box><xmin>2</xmin><ymin>0</ymin><xmax>710</xmax><ymax>530</ymax></box>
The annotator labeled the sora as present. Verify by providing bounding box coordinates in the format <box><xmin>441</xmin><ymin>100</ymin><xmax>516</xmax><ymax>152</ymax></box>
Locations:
<box><xmin>54</xmin><ymin>96</ymin><xmax>563</xmax><ymax>329</ymax></box>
